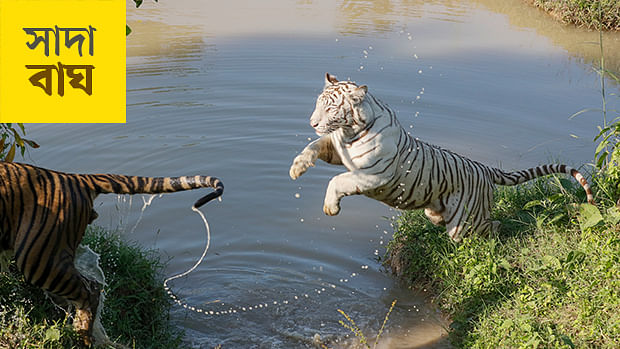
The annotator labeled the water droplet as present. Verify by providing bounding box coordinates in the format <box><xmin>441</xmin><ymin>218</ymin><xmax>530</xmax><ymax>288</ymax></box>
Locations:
<box><xmin>294</xmin><ymin>193</ymin><xmax>301</xmax><ymax>199</ymax></box>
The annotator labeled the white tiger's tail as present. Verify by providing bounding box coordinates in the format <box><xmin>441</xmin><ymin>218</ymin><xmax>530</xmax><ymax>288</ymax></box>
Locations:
<box><xmin>491</xmin><ymin>164</ymin><xmax>594</xmax><ymax>204</ymax></box>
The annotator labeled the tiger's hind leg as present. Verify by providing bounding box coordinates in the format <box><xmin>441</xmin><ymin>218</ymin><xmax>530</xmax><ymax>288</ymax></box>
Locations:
<box><xmin>424</xmin><ymin>200</ymin><xmax>446</xmax><ymax>226</ymax></box>
<box><xmin>14</xmin><ymin>237</ymin><xmax>101</xmax><ymax>346</ymax></box>
<box><xmin>72</xmin><ymin>277</ymin><xmax>101</xmax><ymax>346</ymax></box>
<box><xmin>52</xmin><ymin>261</ymin><xmax>101</xmax><ymax>346</ymax></box>
<box><xmin>48</xmin><ymin>260</ymin><xmax>101</xmax><ymax>345</ymax></box>
<box><xmin>445</xmin><ymin>210</ymin><xmax>496</xmax><ymax>241</ymax></box>
<box><xmin>424</xmin><ymin>208</ymin><xmax>445</xmax><ymax>226</ymax></box>
<box><xmin>474</xmin><ymin>220</ymin><xmax>501</xmax><ymax>238</ymax></box>
<box><xmin>443</xmin><ymin>203</ymin><xmax>467</xmax><ymax>242</ymax></box>
<box><xmin>444</xmin><ymin>186</ymin><xmax>497</xmax><ymax>241</ymax></box>
<box><xmin>434</xmin><ymin>192</ymin><xmax>469</xmax><ymax>242</ymax></box>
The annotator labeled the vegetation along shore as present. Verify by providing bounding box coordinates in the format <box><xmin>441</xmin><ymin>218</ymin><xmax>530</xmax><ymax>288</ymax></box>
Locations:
<box><xmin>0</xmin><ymin>227</ymin><xmax>182</xmax><ymax>348</ymax></box>
<box><xmin>527</xmin><ymin>0</ymin><xmax>619</xmax><ymax>30</ymax></box>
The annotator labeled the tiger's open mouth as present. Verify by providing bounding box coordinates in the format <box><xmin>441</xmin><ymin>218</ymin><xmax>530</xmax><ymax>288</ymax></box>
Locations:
<box><xmin>313</xmin><ymin>126</ymin><xmax>329</xmax><ymax>136</ymax></box>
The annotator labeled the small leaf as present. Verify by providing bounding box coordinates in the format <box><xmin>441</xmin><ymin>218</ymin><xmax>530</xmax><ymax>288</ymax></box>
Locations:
<box><xmin>549</xmin><ymin>193</ymin><xmax>564</xmax><ymax>202</ymax></box>
<box><xmin>523</xmin><ymin>200</ymin><xmax>542</xmax><ymax>210</ymax></box>
<box><xmin>23</xmin><ymin>138</ymin><xmax>40</xmax><ymax>148</ymax></box>
<box><xmin>605</xmin><ymin>207</ymin><xmax>620</xmax><ymax>225</ymax></box>
<box><xmin>596</xmin><ymin>139</ymin><xmax>609</xmax><ymax>154</ymax></box>
<box><xmin>596</xmin><ymin>153</ymin><xmax>608</xmax><ymax>168</ymax></box>
<box><xmin>11</xmin><ymin>129</ymin><xmax>24</xmax><ymax>147</ymax></box>
<box><xmin>542</xmin><ymin>255</ymin><xmax>561</xmax><ymax>270</ymax></box>
<box><xmin>548</xmin><ymin>213</ymin><xmax>565</xmax><ymax>225</ymax></box>
<box><xmin>558</xmin><ymin>178</ymin><xmax>572</xmax><ymax>191</ymax></box>
<box><xmin>565</xmin><ymin>250</ymin><xmax>585</xmax><ymax>266</ymax></box>
<box><xmin>559</xmin><ymin>335</ymin><xmax>575</xmax><ymax>349</ymax></box>
<box><xmin>569</xmin><ymin>108</ymin><xmax>598</xmax><ymax>119</ymax></box>
<box><xmin>578</xmin><ymin>203</ymin><xmax>604</xmax><ymax>231</ymax></box>
<box><xmin>498</xmin><ymin>259</ymin><xmax>511</xmax><ymax>270</ymax></box>
<box><xmin>5</xmin><ymin>144</ymin><xmax>16</xmax><ymax>162</ymax></box>
<box><xmin>45</xmin><ymin>328</ymin><xmax>61</xmax><ymax>341</ymax></box>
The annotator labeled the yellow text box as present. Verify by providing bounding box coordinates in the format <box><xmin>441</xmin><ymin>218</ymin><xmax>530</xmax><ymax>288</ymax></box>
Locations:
<box><xmin>0</xmin><ymin>0</ymin><xmax>125</xmax><ymax>123</ymax></box>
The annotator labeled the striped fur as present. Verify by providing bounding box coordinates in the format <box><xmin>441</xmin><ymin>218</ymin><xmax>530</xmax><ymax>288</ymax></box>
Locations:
<box><xmin>290</xmin><ymin>73</ymin><xmax>594</xmax><ymax>242</ymax></box>
<box><xmin>0</xmin><ymin>162</ymin><xmax>223</xmax><ymax>345</ymax></box>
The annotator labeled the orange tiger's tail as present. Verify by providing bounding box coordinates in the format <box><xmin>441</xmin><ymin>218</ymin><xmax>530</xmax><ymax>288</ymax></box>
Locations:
<box><xmin>491</xmin><ymin>164</ymin><xmax>594</xmax><ymax>204</ymax></box>
<box><xmin>86</xmin><ymin>174</ymin><xmax>224</xmax><ymax>208</ymax></box>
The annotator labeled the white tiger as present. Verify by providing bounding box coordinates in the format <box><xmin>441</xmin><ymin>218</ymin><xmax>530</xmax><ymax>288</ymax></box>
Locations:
<box><xmin>289</xmin><ymin>73</ymin><xmax>594</xmax><ymax>242</ymax></box>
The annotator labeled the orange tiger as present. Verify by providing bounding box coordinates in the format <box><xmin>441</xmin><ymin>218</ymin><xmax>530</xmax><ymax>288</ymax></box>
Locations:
<box><xmin>0</xmin><ymin>162</ymin><xmax>223</xmax><ymax>345</ymax></box>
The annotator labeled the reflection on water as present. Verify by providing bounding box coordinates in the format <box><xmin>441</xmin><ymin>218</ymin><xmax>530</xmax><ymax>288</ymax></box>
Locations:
<box><xmin>21</xmin><ymin>0</ymin><xmax>620</xmax><ymax>347</ymax></box>
<box><xmin>473</xmin><ymin>0</ymin><xmax>620</xmax><ymax>73</ymax></box>
<box><xmin>129</xmin><ymin>0</ymin><xmax>620</xmax><ymax>73</ymax></box>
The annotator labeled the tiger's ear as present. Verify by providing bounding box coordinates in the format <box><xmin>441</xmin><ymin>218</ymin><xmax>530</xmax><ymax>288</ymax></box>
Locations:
<box><xmin>325</xmin><ymin>73</ymin><xmax>339</xmax><ymax>86</ymax></box>
<box><xmin>350</xmin><ymin>85</ymin><xmax>367</xmax><ymax>104</ymax></box>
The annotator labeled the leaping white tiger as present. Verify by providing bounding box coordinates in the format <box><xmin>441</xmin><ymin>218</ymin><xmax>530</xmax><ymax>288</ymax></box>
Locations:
<box><xmin>289</xmin><ymin>73</ymin><xmax>594</xmax><ymax>242</ymax></box>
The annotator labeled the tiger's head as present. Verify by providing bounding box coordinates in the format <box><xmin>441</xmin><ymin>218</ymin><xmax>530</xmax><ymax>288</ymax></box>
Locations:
<box><xmin>309</xmin><ymin>73</ymin><xmax>371</xmax><ymax>137</ymax></box>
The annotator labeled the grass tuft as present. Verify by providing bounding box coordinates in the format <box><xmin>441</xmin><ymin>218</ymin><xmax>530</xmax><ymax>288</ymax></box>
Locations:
<box><xmin>333</xmin><ymin>299</ymin><xmax>398</xmax><ymax>349</ymax></box>
<box><xmin>0</xmin><ymin>226</ymin><xmax>182</xmax><ymax>348</ymax></box>
<box><xmin>387</xmin><ymin>175</ymin><xmax>620</xmax><ymax>348</ymax></box>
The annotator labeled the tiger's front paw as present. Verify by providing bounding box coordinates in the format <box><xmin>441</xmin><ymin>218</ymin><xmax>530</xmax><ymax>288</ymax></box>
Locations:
<box><xmin>289</xmin><ymin>152</ymin><xmax>315</xmax><ymax>180</ymax></box>
<box><xmin>323</xmin><ymin>192</ymin><xmax>341</xmax><ymax>216</ymax></box>
<box><xmin>323</xmin><ymin>203</ymin><xmax>341</xmax><ymax>216</ymax></box>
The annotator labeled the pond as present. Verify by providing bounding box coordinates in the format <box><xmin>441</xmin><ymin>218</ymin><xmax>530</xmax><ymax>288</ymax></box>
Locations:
<box><xmin>24</xmin><ymin>0</ymin><xmax>619</xmax><ymax>348</ymax></box>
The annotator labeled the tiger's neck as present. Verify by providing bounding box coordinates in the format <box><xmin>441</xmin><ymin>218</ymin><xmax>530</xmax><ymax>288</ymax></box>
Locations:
<box><xmin>340</xmin><ymin>94</ymin><xmax>386</xmax><ymax>143</ymax></box>
<box><xmin>332</xmin><ymin>95</ymin><xmax>403</xmax><ymax>172</ymax></box>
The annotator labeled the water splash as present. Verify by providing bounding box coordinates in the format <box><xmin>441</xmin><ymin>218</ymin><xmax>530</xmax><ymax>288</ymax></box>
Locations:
<box><xmin>129</xmin><ymin>194</ymin><xmax>158</xmax><ymax>234</ymax></box>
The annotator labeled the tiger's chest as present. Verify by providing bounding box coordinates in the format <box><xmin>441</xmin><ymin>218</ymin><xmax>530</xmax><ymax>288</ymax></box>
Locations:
<box><xmin>332</xmin><ymin>124</ymin><xmax>401</xmax><ymax>174</ymax></box>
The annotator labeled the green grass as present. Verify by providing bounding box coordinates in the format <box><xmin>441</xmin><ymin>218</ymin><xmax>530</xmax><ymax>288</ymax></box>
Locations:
<box><xmin>386</xmin><ymin>175</ymin><xmax>620</xmax><ymax>348</ymax></box>
<box><xmin>530</xmin><ymin>0</ymin><xmax>620</xmax><ymax>30</ymax></box>
<box><xmin>0</xmin><ymin>227</ymin><xmax>183</xmax><ymax>348</ymax></box>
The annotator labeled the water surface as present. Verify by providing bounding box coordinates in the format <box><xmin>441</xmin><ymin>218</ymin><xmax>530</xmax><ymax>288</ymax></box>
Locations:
<box><xmin>24</xmin><ymin>1</ymin><xmax>619</xmax><ymax>347</ymax></box>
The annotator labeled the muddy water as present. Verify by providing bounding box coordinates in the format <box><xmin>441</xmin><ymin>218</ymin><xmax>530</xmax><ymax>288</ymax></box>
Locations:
<box><xmin>23</xmin><ymin>0</ymin><xmax>619</xmax><ymax>348</ymax></box>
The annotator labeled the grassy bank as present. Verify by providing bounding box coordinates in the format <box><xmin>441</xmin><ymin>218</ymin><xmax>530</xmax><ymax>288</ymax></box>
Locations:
<box><xmin>387</xmin><ymin>175</ymin><xmax>619</xmax><ymax>348</ymax></box>
<box><xmin>528</xmin><ymin>0</ymin><xmax>620</xmax><ymax>30</ymax></box>
<box><xmin>0</xmin><ymin>227</ymin><xmax>182</xmax><ymax>348</ymax></box>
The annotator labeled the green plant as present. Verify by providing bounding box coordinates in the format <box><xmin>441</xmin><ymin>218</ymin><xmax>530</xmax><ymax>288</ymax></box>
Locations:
<box><xmin>387</xmin><ymin>176</ymin><xmax>620</xmax><ymax>347</ymax></box>
<box><xmin>0</xmin><ymin>264</ymin><xmax>78</xmax><ymax>348</ymax></box>
<box><xmin>335</xmin><ymin>300</ymin><xmax>398</xmax><ymax>349</ymax></box>
<box><xmin>82</xmin><ymin>226</ymin><xmax>183</xmax><ymax>348</ymax></box>
<box><xmin>570</xmin><ymin>4</ymin><xmax>620</xmax><ymax>200</ymax></box>
<box><xmin>0</xmin><ymin>226</ymin><xmax>182</xmax><ymax>348</ymax></box>
<box><xmin>0</xmin><ymin>123</ymin><xmax>39</xmax><ymax>161</ymax></box>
